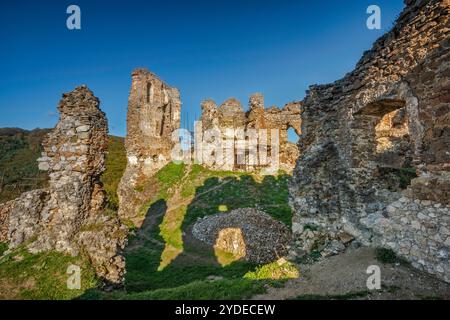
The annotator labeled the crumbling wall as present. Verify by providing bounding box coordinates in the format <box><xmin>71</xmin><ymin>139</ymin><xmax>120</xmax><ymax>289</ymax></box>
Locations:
<box><xmin>118</xmin><ymin>69</ymin><xmax>181</xmax><ymax>222</ymax></box>
<box><xmin>0</xmin><ymin>86</ymin><xmax>127</xmax><ymax>285</ymax></box>
<box><xmin>192</xmin><ymin>208</ymin><xmax>291</xmax><ymax>264</ymax></box>
<box><xmin>199</xmin><ymin>93</ymin><xmax>301</xmax><ymax>172</ymax></box>
<box><xmin>289</xmin><ymin>0</ymin><xmax>450</xmax><ymax>282</ymax></box>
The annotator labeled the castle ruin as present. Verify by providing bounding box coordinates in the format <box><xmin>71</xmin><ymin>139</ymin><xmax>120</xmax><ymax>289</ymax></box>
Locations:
<box><xmin>289</xmin><ymin>0</ymin><xmax>450</xmax><ymax>282</ymax></box>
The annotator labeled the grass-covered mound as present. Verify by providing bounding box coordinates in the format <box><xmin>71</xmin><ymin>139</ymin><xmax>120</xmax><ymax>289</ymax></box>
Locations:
<box><xmin>81</xmin><ymin>163</ymin><xmax>296</xmax><ymax>300</ymax></box>
<box><xmin>0</xmin><ymin>131</ymin><xmax>297</xmax><ymax>300</ymax></box>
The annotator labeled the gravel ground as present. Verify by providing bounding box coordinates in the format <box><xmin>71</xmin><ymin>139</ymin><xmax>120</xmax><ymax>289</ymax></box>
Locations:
<box><xmin>252</xmin><ymin>246</ymin><xmax>450</xmax><ymax>300</ymax></box>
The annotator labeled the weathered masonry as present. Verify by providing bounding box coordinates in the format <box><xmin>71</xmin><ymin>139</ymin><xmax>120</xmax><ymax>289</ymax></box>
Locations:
<box><xmin>0</xmin><ymin>86</ymin><xmax>127</xmax><ymax>285</ymax></box>
<box><xmin>118</xmin><ymin>69</ymin><xmax>181</xmax><ymax>223</ymax></box>
<box><xmin>289</xmin><ymin>0</ymin><xmax>450</xmax><ymax>282</ymax></box>
<box><xmin>199</xmin><ymin>94</ymin><xmax>301</xmax><ymax>172</ymax></box>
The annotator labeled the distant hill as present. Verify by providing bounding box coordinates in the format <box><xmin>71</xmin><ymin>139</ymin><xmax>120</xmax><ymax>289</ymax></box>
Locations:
<box><xmin>0</xmin><ymin>128</ymin><xmax>50</xmax><ymax>203</ymax></box>
<box><xmin>0</xmin><ymin>128</ymin><xmax>126</xmax><ymax>206</ymax></box>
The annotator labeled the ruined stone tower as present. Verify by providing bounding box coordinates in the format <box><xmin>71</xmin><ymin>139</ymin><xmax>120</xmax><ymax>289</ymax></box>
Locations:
<box><xmin>31</xmin><ymin>86</ymin><xmax>110</xmax><ymax>254</ymax></box>
<box><xmin>118</xmin><ymin>69</ymin><xmax>181</xmax><ymax>222</ymax></box>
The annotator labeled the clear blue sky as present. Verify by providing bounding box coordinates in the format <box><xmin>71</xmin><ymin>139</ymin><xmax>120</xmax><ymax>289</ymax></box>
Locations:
<box><xmin>0</xmin><ymin>0</ymin><xmax>404</xmax><ymax>138</ymax></box>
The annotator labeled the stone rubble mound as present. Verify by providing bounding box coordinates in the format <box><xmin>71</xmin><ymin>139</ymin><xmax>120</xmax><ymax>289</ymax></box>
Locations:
<box><xmin>192</xmin><ymin>208</ymin><xmax>291</xmax><ymax>264</ymax></box>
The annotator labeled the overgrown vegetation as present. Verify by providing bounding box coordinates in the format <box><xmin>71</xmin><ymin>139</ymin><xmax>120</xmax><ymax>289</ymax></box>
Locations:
<box><xmin>0</xmin><ymin>132</ymin><xmax>296</xmax><ymax>300</ymax></box>
<box><xmin>244</xmin><ymin>260</ymin><xmax>299</xmax><ymax>280</ymax></box>
<box><xmin>112</xmin><ymin>163</ymin><xmax>295</xmax><ymax>299</ymax></box>
<box><xmin>395</xmin><ymin>167</ymin><xmax>418</xmax><ymax>189</ymax></box>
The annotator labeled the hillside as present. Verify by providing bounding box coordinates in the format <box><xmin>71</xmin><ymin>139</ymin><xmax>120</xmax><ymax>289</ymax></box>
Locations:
<box><xmin>0</xmin><ymin>164</ymin><xmax>297</xmax><ymax>300</ymax></box>
<box><xmin>84</xmin><ymin>163</ymin><xmax>298</xmax><ymax>299</ymax></box>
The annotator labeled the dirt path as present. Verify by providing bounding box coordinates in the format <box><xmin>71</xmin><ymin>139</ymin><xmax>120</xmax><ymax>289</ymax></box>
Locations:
<box><xmin>252</xmin><ymin>247</ymin><xmax>450</xmax><ymax>300</ymax></box>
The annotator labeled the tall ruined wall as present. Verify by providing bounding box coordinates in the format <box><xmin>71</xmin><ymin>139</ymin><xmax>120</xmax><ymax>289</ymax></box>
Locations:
<box><xmin>289</xmin><ymin>0</ymin><xmax>450</xmax><ymax>282</ymax></box>
<box><xmin>199</xmin><ymin>93</ymin><xmax>301</xmax><ymax>172</ymax></box>
<box><xmin>0</xmin><ymin>86</ymin><xmax>127</xmax><ymax>285</ymax></box>
<box><xmin>118</xmin><ymin>69</ymin><xmax>181</xmax><ymax>222</ymax></box>
<box><xmin>31</xmin><ymin>86</ymin><xmax>110</xmax><ymax>253</ymax></box>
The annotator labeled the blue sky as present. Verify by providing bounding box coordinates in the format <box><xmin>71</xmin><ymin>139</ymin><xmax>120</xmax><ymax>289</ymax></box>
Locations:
<box><xmin>0</xmin><ymin>0</ymin><xmax>404</xmax><ymax>139</ymax></box>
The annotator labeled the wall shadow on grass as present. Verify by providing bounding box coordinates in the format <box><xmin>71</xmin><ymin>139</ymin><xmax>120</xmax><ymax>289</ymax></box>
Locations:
<box><xmin>122</xmin><ymin>173</ymin><xmax>292</xmax><ymax>293</ymax></box>
<box><xmin>80</xmin><ymin>170</ymin><xmax>293</xmax><ymax>298</ymax></box>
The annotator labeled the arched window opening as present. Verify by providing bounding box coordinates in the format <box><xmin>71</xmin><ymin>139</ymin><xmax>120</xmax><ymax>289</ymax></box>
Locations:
<box><xmin>356</xmin><ymin>99</ymin><xmax>417</xmax><ymax>190</ymax></box>
<box><xmin>146</xmin><ymin>82</ymin><xmax>152</xmax><ymax>104</ymax></box>
<box><xmin>287</xmin><ymin>127</ymin><xmax>300</xmax><ymax>143</ymax></box>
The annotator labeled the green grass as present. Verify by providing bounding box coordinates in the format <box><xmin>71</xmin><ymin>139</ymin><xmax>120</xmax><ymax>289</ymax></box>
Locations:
<box><xmin>244</xmin><ymin>260</ymin><xmax>299</xmax><ymax>280</ymax></box>
<box><xmin>156</xmin><ymin>162</ymin><xmax>186</xmax><ymax>189</ymax></box>
<box><xmin>182</xmin><ymin>169</ymin><xmax>292</xmax><ymax>227</ymax></box>
<box><xmin>0</xmin><ymin>245</ymin><xmax>98</xmax><ymax>300</ymax></box>
<box><xmin>119</xmin><ymin>163</ymin><xmax>295</xmax><ymax>299</ymax></box>
<box><xmin>123</xmin><ymin>198</ymin><xmax>258</xmax><ymax>293</ymax></box>
<box><xmin>101</xmin><ymin>136</ymin><xmax>127</xmax><ymax>210</ymax></box>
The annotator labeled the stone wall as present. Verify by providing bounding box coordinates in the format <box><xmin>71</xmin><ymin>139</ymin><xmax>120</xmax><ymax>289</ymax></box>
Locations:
<box><xmin>0</xmin><ymin>86</ymin><xmax>127</xmax><ymax>285</ymax></box>
<box><xmin>117</xmin><ymin>69</ymin><xmax>181</xmax><ymax>223</ymax></box>
<box><xmin>289</xmin><ymin>0</ymin><xmax>450</xmax><ymax>282</ymax></box>
<box><xmin>192</xmin><ymin>208</ymin><xmax>291</xmax><ymax>264</ymax></box>
<box><xmin>199</xmin><ymin>93</ymin><xmax>301</xmax><ymax>173</ymax></box>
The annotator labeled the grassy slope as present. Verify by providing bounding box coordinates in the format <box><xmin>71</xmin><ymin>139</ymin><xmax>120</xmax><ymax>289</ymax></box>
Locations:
<box><xmin>0</xmin><ymin>131</ymin><xmax>296</xmax><ymax>300</ymax></box>
<box><xmin>100</xmin><ymin>136</ymin><xmax>127</xmax><ymax>210</ymax></box>
<box><xmin>0</xmin><ymin>132</ymin><xmax>125</xmax><ymax>300</ymax></box>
